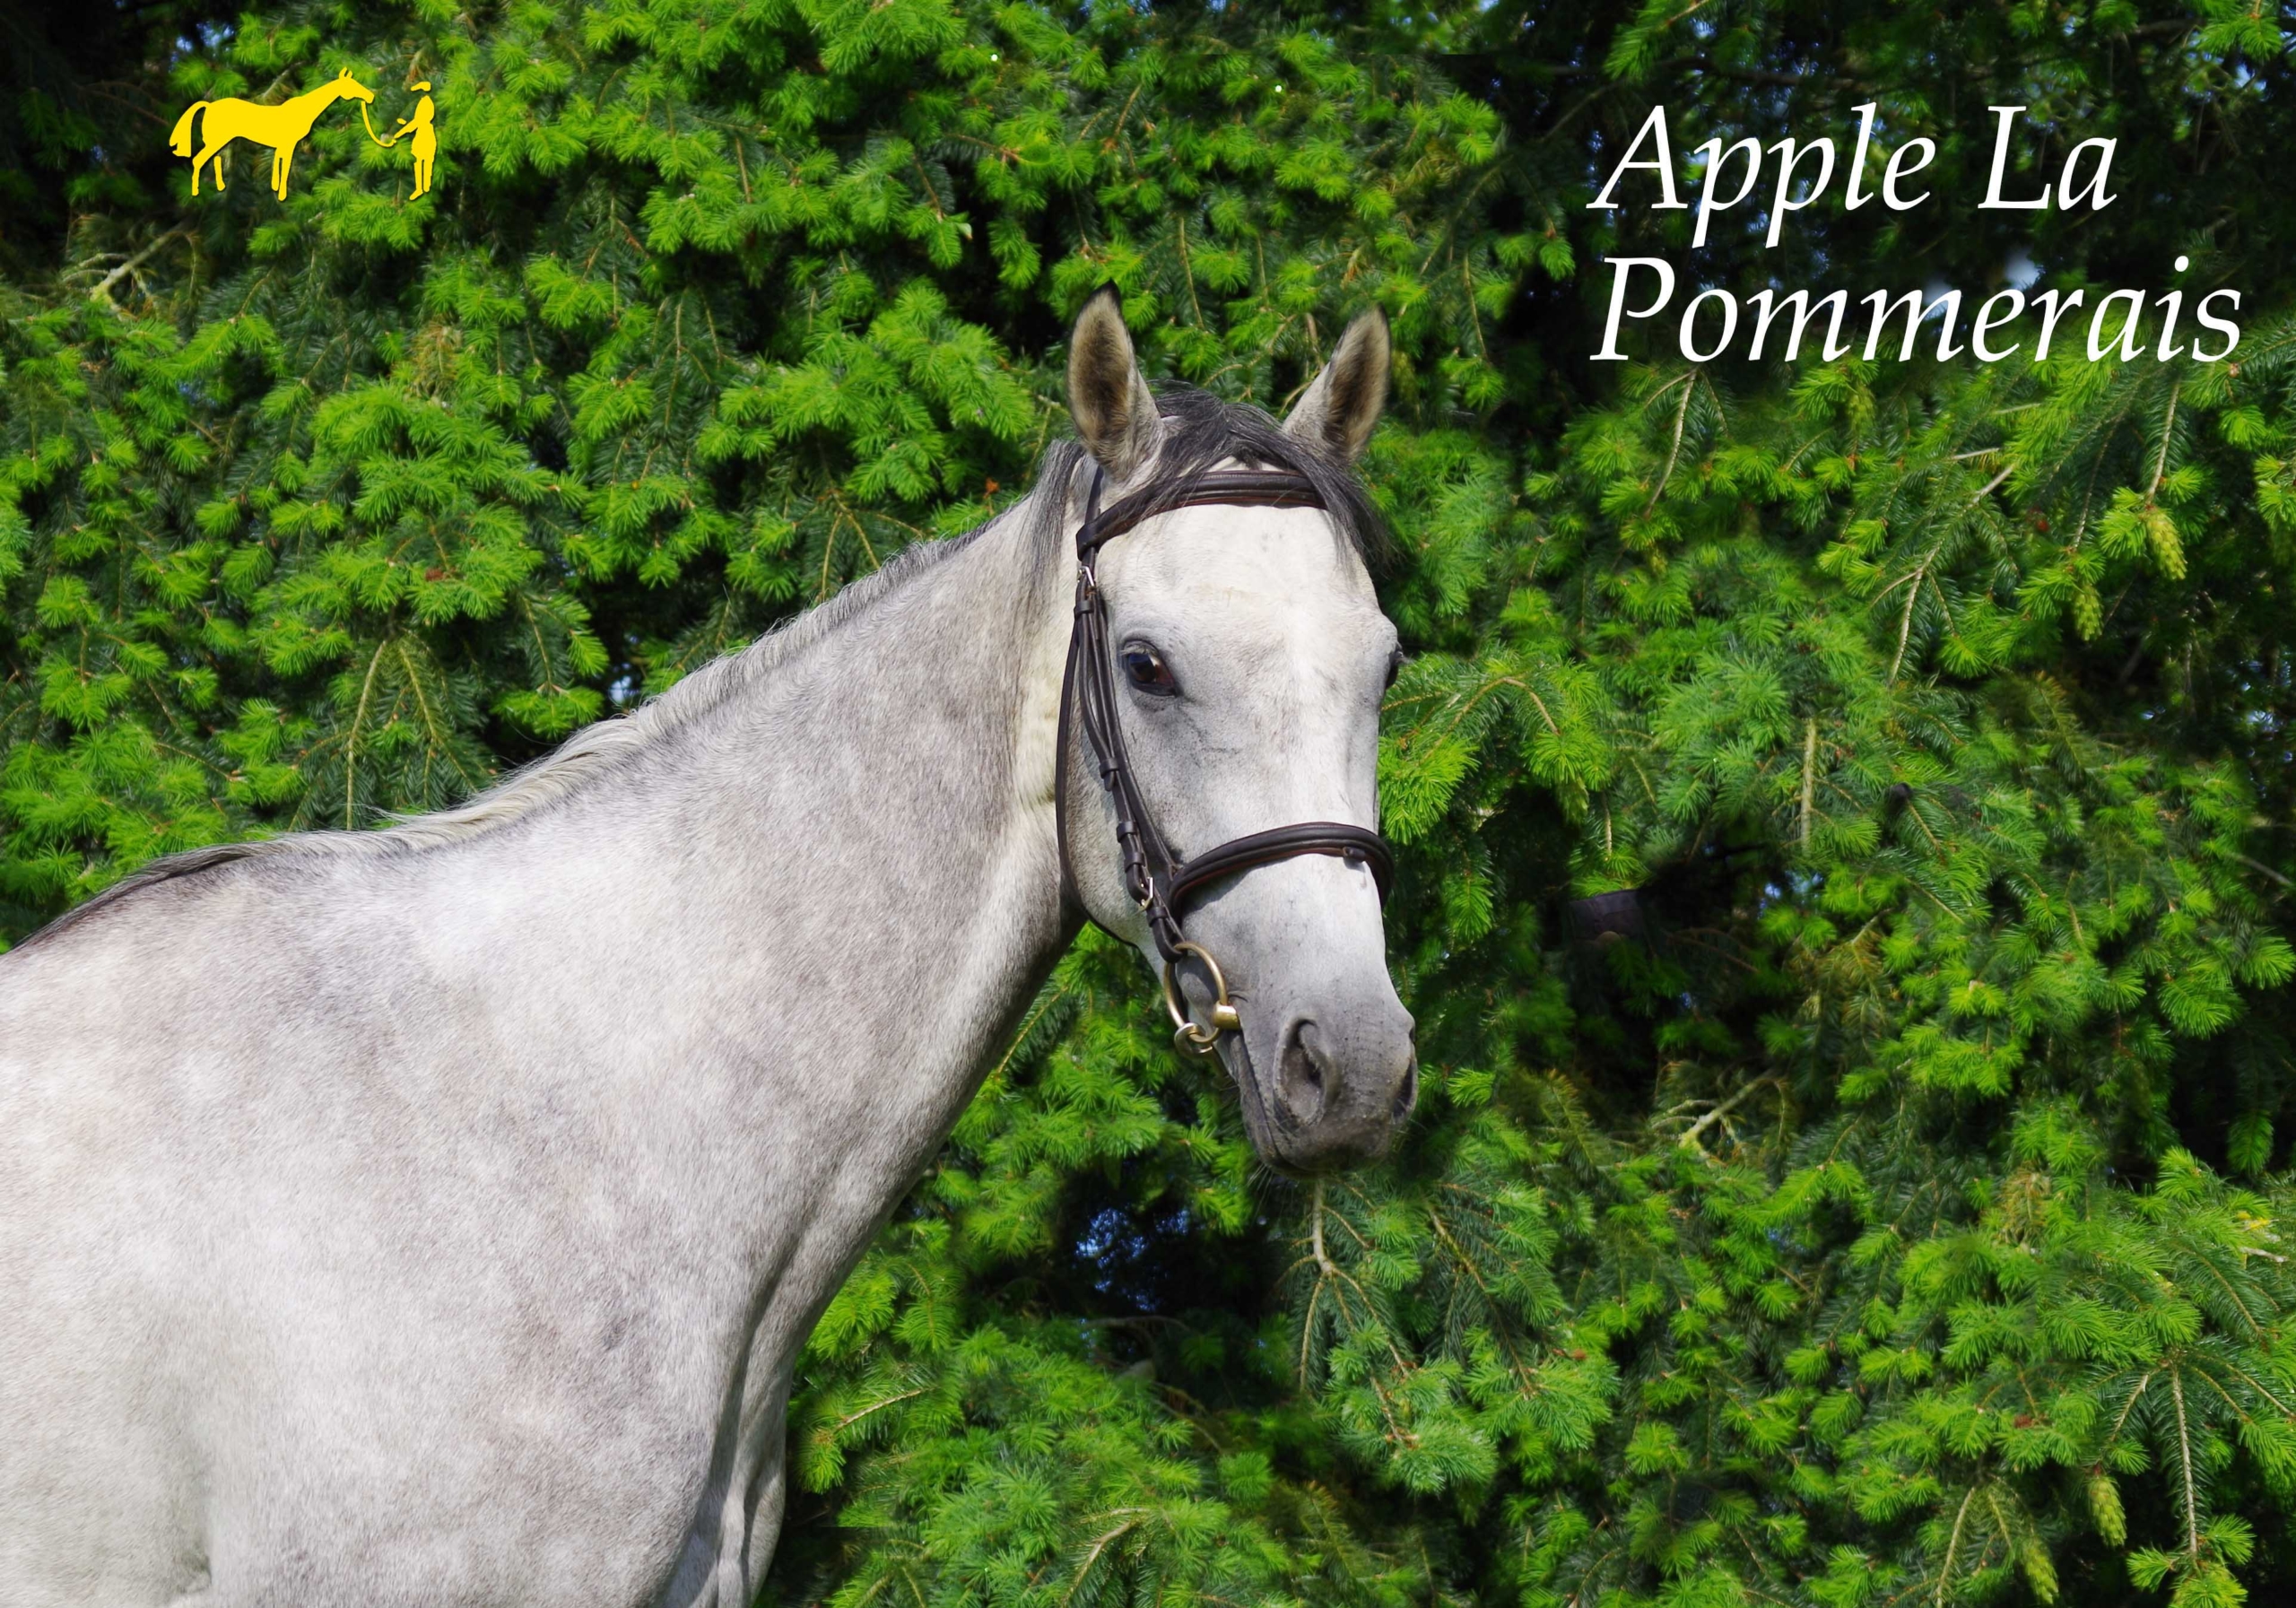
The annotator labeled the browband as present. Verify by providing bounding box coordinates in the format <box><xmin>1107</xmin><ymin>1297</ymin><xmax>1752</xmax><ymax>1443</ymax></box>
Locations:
<box><xmin>1075</xmin><ymin>468</ymin><xmax>1329</xmax><ymax>561</ymax></box>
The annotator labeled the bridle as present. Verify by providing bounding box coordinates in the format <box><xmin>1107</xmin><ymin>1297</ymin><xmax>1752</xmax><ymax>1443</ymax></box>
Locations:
<box><xmin>1055</xmin><ymin>462</ymin><xmax>1396</xmax><ymax>1056</ymax></box>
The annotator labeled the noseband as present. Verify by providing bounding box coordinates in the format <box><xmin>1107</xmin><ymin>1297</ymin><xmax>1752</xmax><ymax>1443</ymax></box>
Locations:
<box><xmin>1055</xmin><ymin>464</ymin><xmax>1396</xmax><ymax>1056</ymax></box>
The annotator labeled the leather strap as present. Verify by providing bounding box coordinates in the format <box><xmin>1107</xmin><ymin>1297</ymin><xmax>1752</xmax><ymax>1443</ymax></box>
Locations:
<box><xmin>1167</xmin><ymin>821</ymin><xmax>1393</xmax><ymax>912</ymax></box>
<box><xmin>1077</xmin><ymin>468</ymin><xmax>1329</xmax><ymax>561</ymax></box>
<box><xmin>1055</xmin><ymin>463</ymin><xmax>1396</xmax><ymax>964</ymax></box>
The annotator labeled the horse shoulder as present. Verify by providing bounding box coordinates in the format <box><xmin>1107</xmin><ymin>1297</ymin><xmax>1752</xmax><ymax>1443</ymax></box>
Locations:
<box><xmin>1</xmin><ymin>855</ymin><xmax>744</xmax><ymax>1602</ymax></box>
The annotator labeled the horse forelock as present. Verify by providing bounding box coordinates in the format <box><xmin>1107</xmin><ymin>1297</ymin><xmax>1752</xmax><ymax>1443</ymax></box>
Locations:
<box><xmin>1133</xmin><ymin>384</ymin><xmax>1387</xmax><ymax>563</ymax></box>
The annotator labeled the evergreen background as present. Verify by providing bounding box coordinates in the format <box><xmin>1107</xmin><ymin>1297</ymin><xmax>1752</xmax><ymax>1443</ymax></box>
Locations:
<box><xmin>5</xmin><ymin>2</ymin><xmax>2296</xmax><ymax>1604</ymax></box>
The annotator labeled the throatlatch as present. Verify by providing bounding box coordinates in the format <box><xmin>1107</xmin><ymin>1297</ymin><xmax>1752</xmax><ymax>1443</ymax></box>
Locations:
<box><xmin>1054</xmin><ymin>465</ymin><xmax>1396</xmax><ymax>1056</ymax></box>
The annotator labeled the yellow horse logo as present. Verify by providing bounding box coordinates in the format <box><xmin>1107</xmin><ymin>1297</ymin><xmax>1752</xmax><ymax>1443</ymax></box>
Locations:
<box><xmin>168</xmin><ymin>67</ymin><xmax>375</xmax><ymax>199</ymax></box>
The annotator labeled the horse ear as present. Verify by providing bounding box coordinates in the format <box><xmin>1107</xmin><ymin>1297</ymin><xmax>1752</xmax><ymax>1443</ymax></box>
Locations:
<box><xmin>1065</xmin><ymin>285</ymin><xmax>1161</xmax><ymax>482</ymax></box>
<box><xmin>1284</xmin><ymin>309</ymin><xmax>1390</xmax><ymax>464</ymax></box>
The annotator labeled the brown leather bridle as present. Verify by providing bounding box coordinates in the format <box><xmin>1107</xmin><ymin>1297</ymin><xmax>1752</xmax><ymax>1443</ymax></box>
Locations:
<box><xmin>1055</xmin><ymin>464</ymin><xmax>1396</xmax><ymax>1056</ymax></box>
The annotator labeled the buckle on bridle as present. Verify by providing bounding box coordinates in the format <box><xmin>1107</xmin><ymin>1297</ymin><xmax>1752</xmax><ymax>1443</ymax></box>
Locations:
<box><xmin>1162</xmin><ymin>940</ymin><xmax>1240</xmax><ymax>1056</ymax></box>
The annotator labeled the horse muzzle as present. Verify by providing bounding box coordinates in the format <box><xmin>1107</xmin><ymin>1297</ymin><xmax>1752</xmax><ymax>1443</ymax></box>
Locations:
<box><xmin>1215</xmin><ymin>982</ymin><xmax>1416</xmax><ymax>1174</ymax></box>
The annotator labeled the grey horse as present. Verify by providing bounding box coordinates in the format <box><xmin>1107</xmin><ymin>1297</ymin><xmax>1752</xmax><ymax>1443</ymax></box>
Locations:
<box><xmin>0</xmin><ymin>290</ymin><xmax>1413</xmax><ymax>1607</ymax></box>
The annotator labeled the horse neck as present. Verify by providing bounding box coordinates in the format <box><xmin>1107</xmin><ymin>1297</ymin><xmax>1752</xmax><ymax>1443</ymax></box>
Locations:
<box><xmin>509</xmin><ymin>480</ymin><xmax>1083</xmax><ymax>1173</ymax></box>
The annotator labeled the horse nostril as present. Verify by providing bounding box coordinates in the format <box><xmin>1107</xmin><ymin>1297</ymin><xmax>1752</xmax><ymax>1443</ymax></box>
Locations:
<box><xmin>1393</xmin><ymin>1056</ymin><xmax>1419</xmax><ymax>1123</ymax></box>
<box><xmin>1277</xmin><ymin>1021</ymin><xmax>1329</xmax><ymax>1128</ymax></box>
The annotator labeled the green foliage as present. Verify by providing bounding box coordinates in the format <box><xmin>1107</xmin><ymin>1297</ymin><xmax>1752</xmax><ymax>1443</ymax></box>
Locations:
<box><xmin>6</xmin><ymin>1</ymin><xmax>2296</xmax><ymax>1604</ymax></box>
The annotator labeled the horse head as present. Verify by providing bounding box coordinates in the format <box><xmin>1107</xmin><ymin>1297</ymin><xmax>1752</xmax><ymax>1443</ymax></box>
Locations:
<box><xmin>333</xmin><ymin>66</ymin><xmax>375</xmax><ymax>105</ymax></box>
<box><xmin>1060</xmin><ymin>289</ymin><xmax>1415</xmax><ymax>1174</ymax></box>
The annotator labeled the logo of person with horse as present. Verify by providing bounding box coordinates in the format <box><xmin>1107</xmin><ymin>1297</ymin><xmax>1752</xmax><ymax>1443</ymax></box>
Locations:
<box><xmin>169</xmin><ymin>69</ymin><xmax>437</xmax><ymax>200</ymax></box>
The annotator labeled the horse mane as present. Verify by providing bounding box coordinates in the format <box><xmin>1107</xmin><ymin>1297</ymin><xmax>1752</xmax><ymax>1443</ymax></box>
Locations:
<box><xmin>15</xmin><ymin>382</ymin><xmax>1381</xmax><ymax>952</ymax></box>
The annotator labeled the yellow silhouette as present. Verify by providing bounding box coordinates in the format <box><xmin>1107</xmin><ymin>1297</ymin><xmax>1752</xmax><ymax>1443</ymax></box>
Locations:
<box><xmin>384</xmin><ymin>83</ymin><xmax>438</xmax><ymax>200</ymax></box>
<box><xmin>358</xmin><ymin>81</ymin><xmax>439</xmax><ymax>200</ymax></box>
<box><xmin>168</xmin><ymin>67</ymin><xmax>375</xmax><ymax>199</ymax></box>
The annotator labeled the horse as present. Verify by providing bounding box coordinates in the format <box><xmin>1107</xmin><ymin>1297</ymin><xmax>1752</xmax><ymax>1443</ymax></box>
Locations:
<box><xmin>0</xmin><ymin>289</ymin><xmax>1413</xmax><ymax>1607</ymax></box>
<box><xmin>168</xmin><ymin>67</ymin><xmax>375</xmax><ymax>199</ymax></box>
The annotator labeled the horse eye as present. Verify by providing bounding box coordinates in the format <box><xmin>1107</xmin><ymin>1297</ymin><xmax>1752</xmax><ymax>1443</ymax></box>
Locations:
<box><xmin>1384</xmin><ymin>647</ymin><xmax>1404</xmax><ymax>688</ymax></box>
<box><xmin>1123</xmin><ymin>646</ymin><xmax>1178</xmax><ymax>695</ymax></box>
